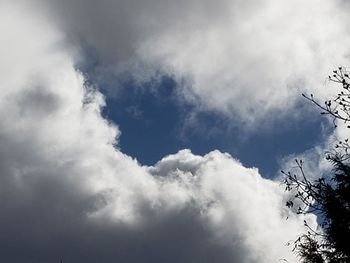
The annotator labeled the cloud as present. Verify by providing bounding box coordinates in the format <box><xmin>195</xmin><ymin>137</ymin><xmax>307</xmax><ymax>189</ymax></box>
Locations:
<box><xmin>0</xmin><ymin>2</ymin><xmax>317</xmax><ymax>262</ymax></box>
<box><xmin>31</xmin><ymin>0</ymin><xmax>350</xmax><ymax>126</ymax></box>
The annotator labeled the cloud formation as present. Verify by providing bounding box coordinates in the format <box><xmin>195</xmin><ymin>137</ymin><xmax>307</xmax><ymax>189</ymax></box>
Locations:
<box><xmin>34</xmin><ymin>0</ymin><xmax>350</xmax><ymax>125</ymax></box>
<box><xmin>0</xmin><ymin>2</ymin><xmax>317</xmax><ymax>262</ymax></box>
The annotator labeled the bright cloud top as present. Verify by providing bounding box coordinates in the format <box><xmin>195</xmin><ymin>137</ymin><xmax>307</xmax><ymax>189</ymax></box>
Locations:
<box><xmin>0</xmin><ymin>2</ymin><xmax>317</xmax><ymax>262</ymax></box>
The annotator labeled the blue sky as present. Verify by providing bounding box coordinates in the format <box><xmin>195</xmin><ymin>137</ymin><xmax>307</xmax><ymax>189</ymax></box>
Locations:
<box><xmin>102</xmin><ymin>76</ymin><xmax>331</xmax><ymax>177</ymax></box>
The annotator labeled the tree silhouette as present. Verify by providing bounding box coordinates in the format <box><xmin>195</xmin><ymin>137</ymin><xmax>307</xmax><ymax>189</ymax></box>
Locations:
<box><xmin>283</xmin><ymin>67</ymin><xmax>350</xmax><ymax>263</ymax></box>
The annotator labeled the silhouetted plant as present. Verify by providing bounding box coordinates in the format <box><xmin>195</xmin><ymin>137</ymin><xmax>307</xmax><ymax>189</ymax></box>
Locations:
<box><xmin>283</xmin><ymin>67</ymin><xmax>350</xmax><ymax>263</ymax></box>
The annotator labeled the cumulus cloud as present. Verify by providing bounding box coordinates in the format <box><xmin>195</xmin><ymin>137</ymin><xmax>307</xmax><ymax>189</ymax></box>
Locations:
<box><xmin>0</xmin><ymin>2</ymin><xmax>316</xmax><ymax>262</ymax></box>
<box><xmin>30</xmin><ymin>0</ymin><xmax>350</xmax><ymax>126</ymax></box>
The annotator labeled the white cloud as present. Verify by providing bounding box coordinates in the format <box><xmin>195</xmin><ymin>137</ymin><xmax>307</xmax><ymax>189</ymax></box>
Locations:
<box><xmin>0</xmin><ymin>2</ymin><xmax>316</xmax><ymax>262</ymax></box>
<box><xmin>32</xmin><ymin>0</ymin><xmax>350</xmax><ymax>126</ymax></box>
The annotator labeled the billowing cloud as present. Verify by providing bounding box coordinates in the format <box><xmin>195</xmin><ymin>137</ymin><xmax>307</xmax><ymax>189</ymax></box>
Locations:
<box><xmin>30</xmin><ymin>0</ymin><xmax>350</xmax><ymax>126</ymax></box>
<box><xmin>0</xmin><ymin>2</ymin><xmax>316</xmax><ymax>262</ymax></box>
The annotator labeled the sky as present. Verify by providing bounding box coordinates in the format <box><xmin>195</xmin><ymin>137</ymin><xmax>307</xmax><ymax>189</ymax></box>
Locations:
<box><xmin>0</xmin><ymin>0</ymin><xmax>349</xmax><ymax>262</ymax></box>
<box><xmin>102</xmin><ymin>76</ymin><xmax>330</xmax><ymax>177</ymax></box>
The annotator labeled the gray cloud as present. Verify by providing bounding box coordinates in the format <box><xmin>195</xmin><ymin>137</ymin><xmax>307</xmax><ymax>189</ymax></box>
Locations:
<box><xmin>28</xmin><ymin>0</ymin><xmax>350</xmax><ymax>127</ymax></box>
<box><xmin>0</xmin><ymin>2</ymin><xmax>316</xmax><ymax>262</ymax></box>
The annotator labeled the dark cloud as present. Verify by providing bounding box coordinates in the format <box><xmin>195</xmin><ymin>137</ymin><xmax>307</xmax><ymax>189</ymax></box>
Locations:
<box><xmin>0</xmin><ymin>195</ymin><xmax>243</xmax><ymax>263</ymax></box>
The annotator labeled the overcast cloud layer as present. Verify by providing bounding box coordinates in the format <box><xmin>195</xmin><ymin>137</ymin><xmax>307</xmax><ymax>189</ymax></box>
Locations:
<box><xmin>0</xmin><ymin>1</ymin><xmax>326</xmax><ymax>262</ymax></box>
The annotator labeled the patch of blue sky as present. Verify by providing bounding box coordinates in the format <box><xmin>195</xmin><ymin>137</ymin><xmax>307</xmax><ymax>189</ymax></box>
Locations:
<box><xmin>101</xmin><ymin>76</ymin><xmax>332</xmax><ymax>178</ymax></box>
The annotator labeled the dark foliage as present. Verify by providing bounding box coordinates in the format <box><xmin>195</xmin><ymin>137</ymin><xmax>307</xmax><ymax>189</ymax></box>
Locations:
<box><xmin>283</xmin><ymin>68</ymin><xmax>350</xmax><ymax>263</ymax></box>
